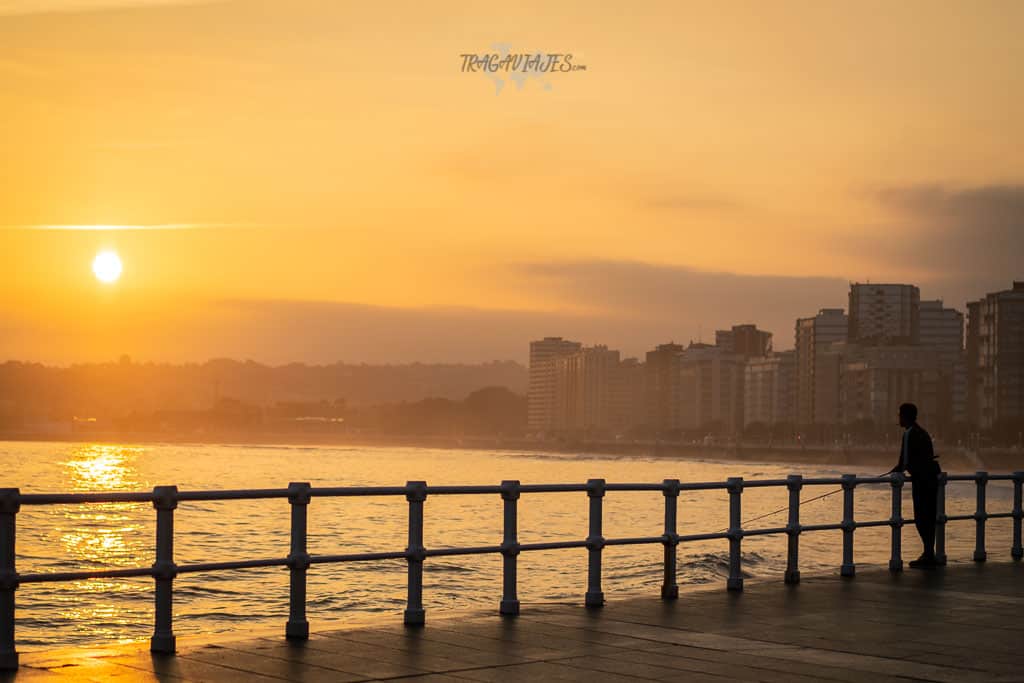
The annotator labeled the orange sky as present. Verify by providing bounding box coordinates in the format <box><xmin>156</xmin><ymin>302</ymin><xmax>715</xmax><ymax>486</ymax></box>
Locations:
<box><xmin>2</xmin><ymin>0</ymin><xmax>1022</xmax><ymax>363</ymax></box>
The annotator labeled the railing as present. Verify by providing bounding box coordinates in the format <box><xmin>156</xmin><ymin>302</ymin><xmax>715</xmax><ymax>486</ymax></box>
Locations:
<box><xmin>1</xmin><ymin>470</ymin><xmax>1022</xmax><ymax>671</ymax></box>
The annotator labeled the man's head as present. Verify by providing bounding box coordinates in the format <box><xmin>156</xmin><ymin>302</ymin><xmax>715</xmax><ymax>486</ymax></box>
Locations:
<box><xmin>898</xmin><ymin>402</ymin><xmax>918</xmax><ymax>429</ymax></box>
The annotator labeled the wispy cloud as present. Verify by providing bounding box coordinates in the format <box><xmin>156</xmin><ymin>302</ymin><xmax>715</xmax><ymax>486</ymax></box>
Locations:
<box><xmin>644</xmin><ymin>194</ymin><xmax>743</xmax><ymax>211</ymax></box>
<box><xmin>0</xmin><ymin>0</ymin><xmax>219</xmax><ymax>16</ymax></box>
<box><xmin>4</xmin><ymin>222</ymin><xmax>259</xmax><ymax>231</ymax></box>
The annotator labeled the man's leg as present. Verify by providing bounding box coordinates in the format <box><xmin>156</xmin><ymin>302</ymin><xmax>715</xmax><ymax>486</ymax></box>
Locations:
<box><xmin>912</xmin><ymin>477</ymin><xmax>938</xmax><ymax>561</ymax></box>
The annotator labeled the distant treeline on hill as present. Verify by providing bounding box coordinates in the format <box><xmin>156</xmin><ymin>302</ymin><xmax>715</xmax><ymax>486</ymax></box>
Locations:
<box><xmin>0</xmin><ymin>358</ymin><xmax>527</xmax><ymax>430</ymax></box>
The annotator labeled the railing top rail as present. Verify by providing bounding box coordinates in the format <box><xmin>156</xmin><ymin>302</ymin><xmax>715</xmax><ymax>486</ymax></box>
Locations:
<box><xmin>11</xmin><ymin>471</ymin><xmax>1021</xmax><ymax>505</ymax></box>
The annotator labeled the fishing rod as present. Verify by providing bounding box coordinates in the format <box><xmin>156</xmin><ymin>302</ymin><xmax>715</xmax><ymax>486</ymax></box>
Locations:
<box><xmin>716</xmin><ymin>470</ymin><xmax>893</xmax><ymax>532</ymax></box>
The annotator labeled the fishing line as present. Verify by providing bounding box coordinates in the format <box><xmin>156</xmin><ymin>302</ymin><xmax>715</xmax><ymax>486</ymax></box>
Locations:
<box><xmin>715</xmin><ymin>471</ymin><xmax>892</xmax><ymax>532</ymax></box>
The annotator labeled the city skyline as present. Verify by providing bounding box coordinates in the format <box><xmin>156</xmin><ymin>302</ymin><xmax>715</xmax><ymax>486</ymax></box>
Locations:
<box><xmin>526</xmin><ymin>280</ymin><xmax>1022</xmax><ymax>441</ymax></box>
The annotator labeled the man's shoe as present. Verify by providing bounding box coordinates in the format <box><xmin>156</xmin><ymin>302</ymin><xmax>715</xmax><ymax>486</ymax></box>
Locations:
<box><xmin>909</xmin><ymin>555</ymin><xmax>938</xmax><ymax>569</ymax></box>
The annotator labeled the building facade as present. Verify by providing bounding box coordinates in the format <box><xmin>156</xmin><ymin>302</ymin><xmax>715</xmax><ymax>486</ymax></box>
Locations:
<box><xmin>967</xmin><ymin>282</ymin><xmax>1024</xmax><ymax>431</ymax></box>
<box><xmin>715</xmin><ymin>324</ymin><xmax>773</xmax><ymax>358</ymax></box>
<box><xmin>608</xmin><ymin>357</ymin><xmax>645</xmax><ymax>435</ymax></box>
<box><xmin>839</xmin><ymin>345</ymin><xmax>942</xmax><ymax>428</ymax></box>
<box><xmin>527</xmin><ymin>337</ymin><xmax>581</xmax><ymax>434</ymax></box>
<box><xmin>677</xmin><ymin>345</ymin><xmax>746</xmax><ymax>435</ymax></box>
<box><xmin>795</xmin><ymin>308</ymin><xmax>848</xmax><ymax>425</ymax></box>
<box><xmin>848</xmin><ymin>283</ymin><xmax>920</xmax><ymax>345</ymax></box>
<box><xmin>919</xmin><ymin>299</ymin><xmax>966</xmax><ymax>424</ymax></box>
<box><xmin>743</xmin><ymin>351</ymin><xmax>796</xmax><ymax>427</ymax></box>
<box><xmin>552</xmin><ymin>345</ymin><xmax>620</xmax><ymax>434</ymax></box>
<box><xmin>645</xmin><ymin>343</ymin><xmax>685</xmax><ymax>433</ymax></box>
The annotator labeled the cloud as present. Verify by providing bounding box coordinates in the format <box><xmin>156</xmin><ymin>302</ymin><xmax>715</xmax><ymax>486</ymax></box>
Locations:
<box><xmin>202</xmin><ymin>262</ymin><xmax>849</xmax><ymax>361</ymax></box>
<box><xmin>0</xmin><ymin>263</ymin><xmax>849</xmax><ymax>364</ymax></box>
<box><xmin>515</xmin><ymin>260</ymin><xmax>849</xmax><ymax>349</ymax></box>
<box><xmin>874</xmin><ymin>184</ymin><xmax>1023</xmax><ymax>231</ymax></box>
<box><xmin>866</xmin><ymin>183</ymin><xmax>1024</xmax><ymax>300</ymax></box>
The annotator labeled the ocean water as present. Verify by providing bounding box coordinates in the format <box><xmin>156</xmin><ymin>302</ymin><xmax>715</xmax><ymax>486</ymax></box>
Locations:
<box><xmin>0</xmin><ymin>441</ymin><xmax>1015</xmax><ymax>650</ymax></box>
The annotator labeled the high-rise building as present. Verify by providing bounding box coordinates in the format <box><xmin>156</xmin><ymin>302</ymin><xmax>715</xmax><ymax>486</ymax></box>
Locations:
<box><xmin>848</xmin><ymin>283</ymin><xmax>920</xmax><ymax>345</ymax></box>
<box><xmin>795</xmin><ymin>308</ymin><xmax>848</xmax><ymax>425</ymax></box>
<box><xmin>744</xmin><ymin>351</ymin><xmax>796</xmax><ymax>427</ymax></box>
<box><xmin>527</xmin><ymin>337</ymin><xmax>581</xmax><ymax>434</ymax></box>
<box><xmin>715</xmin><ymin>324</ymin><xmax>773</xmax><ymax>358</ymax></box>
<box><xmin>919</xmin><ymin>300</ymin><xmax>964</xmax><ymax>365</ymax></box>
<box><xmin>551</xmin><ymin>345</ymin><xmax>620</xmax><ymax>434</ymax></box>
<box><xmin>608</xmin><ymin>358</ymin><xmax>645</xmax><ymax>435</ymax></box>
<box><xmin>645</xmin><ymin>343</ymin><xmax>685</xmax><ymax>433</ymax></box>
<box><xmin>677</xmin><ymin>345</ymin><xmax>746</xmax><ymax>434</ymax></box>
<box><xmin>966</xmin><ymin>282</ymin><xmax>1024</xmax><ymax>431</ymax></box>
<box><xmin>919</xmin><ymin>300</ymin><xmax>966</xmax><ymax>424</ymax></box>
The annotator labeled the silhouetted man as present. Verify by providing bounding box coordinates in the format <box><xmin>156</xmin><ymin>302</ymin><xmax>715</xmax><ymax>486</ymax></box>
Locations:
<box><xmin>889</xmin><ymin>402</ymin><xmax>941</xmax><ymax>568</ymax></box>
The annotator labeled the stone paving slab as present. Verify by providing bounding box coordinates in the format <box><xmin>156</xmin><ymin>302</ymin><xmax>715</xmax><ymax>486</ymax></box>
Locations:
<box><xmin>3</xmin><ymin>562</ymin><xmax>1021</xmax><ymax>682</ymax></box>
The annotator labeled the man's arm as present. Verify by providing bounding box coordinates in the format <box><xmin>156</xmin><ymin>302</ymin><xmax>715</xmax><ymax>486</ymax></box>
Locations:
<box><xmin>889</xmin><ymin>431</ymin><xmax>907</xmax><ymax>474</ymax></box>
<box><xmin>888</xmin><ymin>447</ymin><xmax>903</xmax><ymax>473</ymax></box>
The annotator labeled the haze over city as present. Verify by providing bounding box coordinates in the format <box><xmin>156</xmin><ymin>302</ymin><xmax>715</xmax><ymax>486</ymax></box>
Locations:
<box><xmin>3</xmin><ymin>0</ymin><xmax>1023</xmax><ymax>364</ymax></box>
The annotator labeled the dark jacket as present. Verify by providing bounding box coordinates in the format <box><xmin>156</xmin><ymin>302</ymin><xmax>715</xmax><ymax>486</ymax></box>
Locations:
<box><xmin>895</xmin><ymin>424</ymin><xmax>939</xmax><ymax>478</ymax></box>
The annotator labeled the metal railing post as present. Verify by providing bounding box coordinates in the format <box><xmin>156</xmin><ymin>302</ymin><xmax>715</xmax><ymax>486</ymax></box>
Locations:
<box><xmin>840</xmin><ymin>474</ymin><xmax>856</xmax><ymax>577</ymax></box>
<box><xmin>404</xmin><ymin>481</ymin><xmax>427</xmax><ymax>626</ymax></box>
<box><xmin>935</xmin><ymin>472</ymin><xmax>947</xmax><ymax>565</ymax></box>
<box><xmin>785</xmin><ymin>475</ymin><xmax>801</xmax><ymax>584</ymax></box>
<box><xmin>889</xmin><ymin>472</ymin><xmax>903</xmax><ymax>572</ymax></box>
<box><xmin>727</xmin><ymin>477</ymin><xmax>743</xmax><ymax>591</ymax></box>
<box><xmin>1013</xmin><ymin>471</ymin><xmax>1023</xmax><ymax>562</ymax></box>
<box><xmin>286</xmin><ymin>482</ymin><xmax>311</xmax><ymax>640</ymax></box>
<box><xmin>974</xmin><ymin>471</ymin><xmax>988</xmax><ymax>562</ymax></box>
<box><xmin>499</xmin><ymin>480</ymin><xmax>520</xmax><ymax>616</ymax></box>
<box><xmin>585</xmin><ymin>479</ymin><xmax>605</xmax><ymax>608</ymax></box>
<box><xmin>661</xmin><ymin>479</ymin><xmax>680</xmax><ymax>600</ymax></box>
<box><xmin>151</xmin><ymin>485</ymin><xmax>178</xmax><ymax>654</ymax></box>
<box><xmin>0</xmin><ymin>489</ymin><xmax>20</xmax><ymax>671</ymax></box>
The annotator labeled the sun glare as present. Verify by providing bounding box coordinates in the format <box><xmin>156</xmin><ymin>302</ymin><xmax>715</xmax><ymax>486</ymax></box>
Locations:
<box><xmin>92</xmin><ymin>250</ymin><xmax>122</xmax><ymax>283</ymax></box>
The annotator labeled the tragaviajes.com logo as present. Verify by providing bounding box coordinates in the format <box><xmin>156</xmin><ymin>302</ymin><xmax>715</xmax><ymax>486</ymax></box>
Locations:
<box><xmin>460</xmin><ymin>42</ymin><xmax>586</xmax><ymax>94</ymax></box>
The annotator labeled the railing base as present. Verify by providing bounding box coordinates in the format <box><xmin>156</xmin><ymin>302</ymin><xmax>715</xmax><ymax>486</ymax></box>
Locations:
<box><xmin>0</xmin><ymin>652</ymin><xmax>18</xmax><ymax>671</ymax></box>
<box><xmin>936</xmin><ymin>554</ymin><xmax>948</xmax><ymax>566</ymax></box>
<box><xmin>1012</xmin><ymin>548</ymin><xmax>1023</xmax><ymax>561</ymax></box>
<box><xmin>584</xmin><ymin>591</ymin><xmax>604</xmax><ymax>608</ymax></box>
<box><xmin>404</xmin><ymin>609</ymin><xmax>425</xmax><ymax>626</ymax></box>
<box><xmin>841</xmin><ymin>564</ymin><xmax>855</xmax><ymax>578</ymax></box>
<box><xmin>726</xmin><ymin>578</ymin><xmax>743</xmax><ymax>592</ymax></box>
<box><xmin>499</xmin><ymin>600</ymin><xmax>520</xmax><ymax>616</ymax></box>
<box><xmin>150</xmin><ymin>634</ymin><xmax>176</xmax><ymax>654</ymax></box>
<box><xmin>888</xmin><ymin>560</ymin><xmax>903</xmax><ymax>572</ymax></box>
<box><xmin>660</xmin><ymin>585</ymin><xmax>678</xmax><ymax>600</ymax></box>
<box><xmin>286</xmin><ymin>621</ymin><xmax>309</xmax><ymax>640</ymax></box>
<box><xmin>973</xmin><ymin>551</ymin><xmax>987</xmax><ymax>562</ymax></box>
<box><xmin>784</xmin><ymin>570</ymin><xmax>800</xmax><ymax>585</ymax></box>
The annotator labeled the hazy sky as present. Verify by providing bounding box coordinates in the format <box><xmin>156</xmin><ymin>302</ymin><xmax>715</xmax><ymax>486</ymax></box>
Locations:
<box><xmin>3</xmin><ymin>0</ymin><xmax>1022</xmax><ymax>363</ymax></box>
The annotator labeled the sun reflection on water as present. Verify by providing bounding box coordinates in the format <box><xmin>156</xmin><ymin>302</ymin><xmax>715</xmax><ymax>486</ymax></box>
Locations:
<box><xmin>46</xmin><ymin>445</ymin><xmax>152</xmax><ymax>640</ymax></box>
<box><xmin>63</xmin><ymin>444</ymin><xmax>141</xmax><ymax>491</ymax></box>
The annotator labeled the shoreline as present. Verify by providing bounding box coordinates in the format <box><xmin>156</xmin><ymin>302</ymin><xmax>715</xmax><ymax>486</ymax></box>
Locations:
<box><xmin>2</xmin><ymin>431</ymin><xmax>1013</xmax><ymax>472</ymax></box>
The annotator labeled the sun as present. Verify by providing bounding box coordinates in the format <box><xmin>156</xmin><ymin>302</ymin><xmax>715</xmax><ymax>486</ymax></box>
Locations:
<box><xmin>92</xmin><ymin>250</ymin><xmax>122</xmax><ymax>283</ymax></box>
